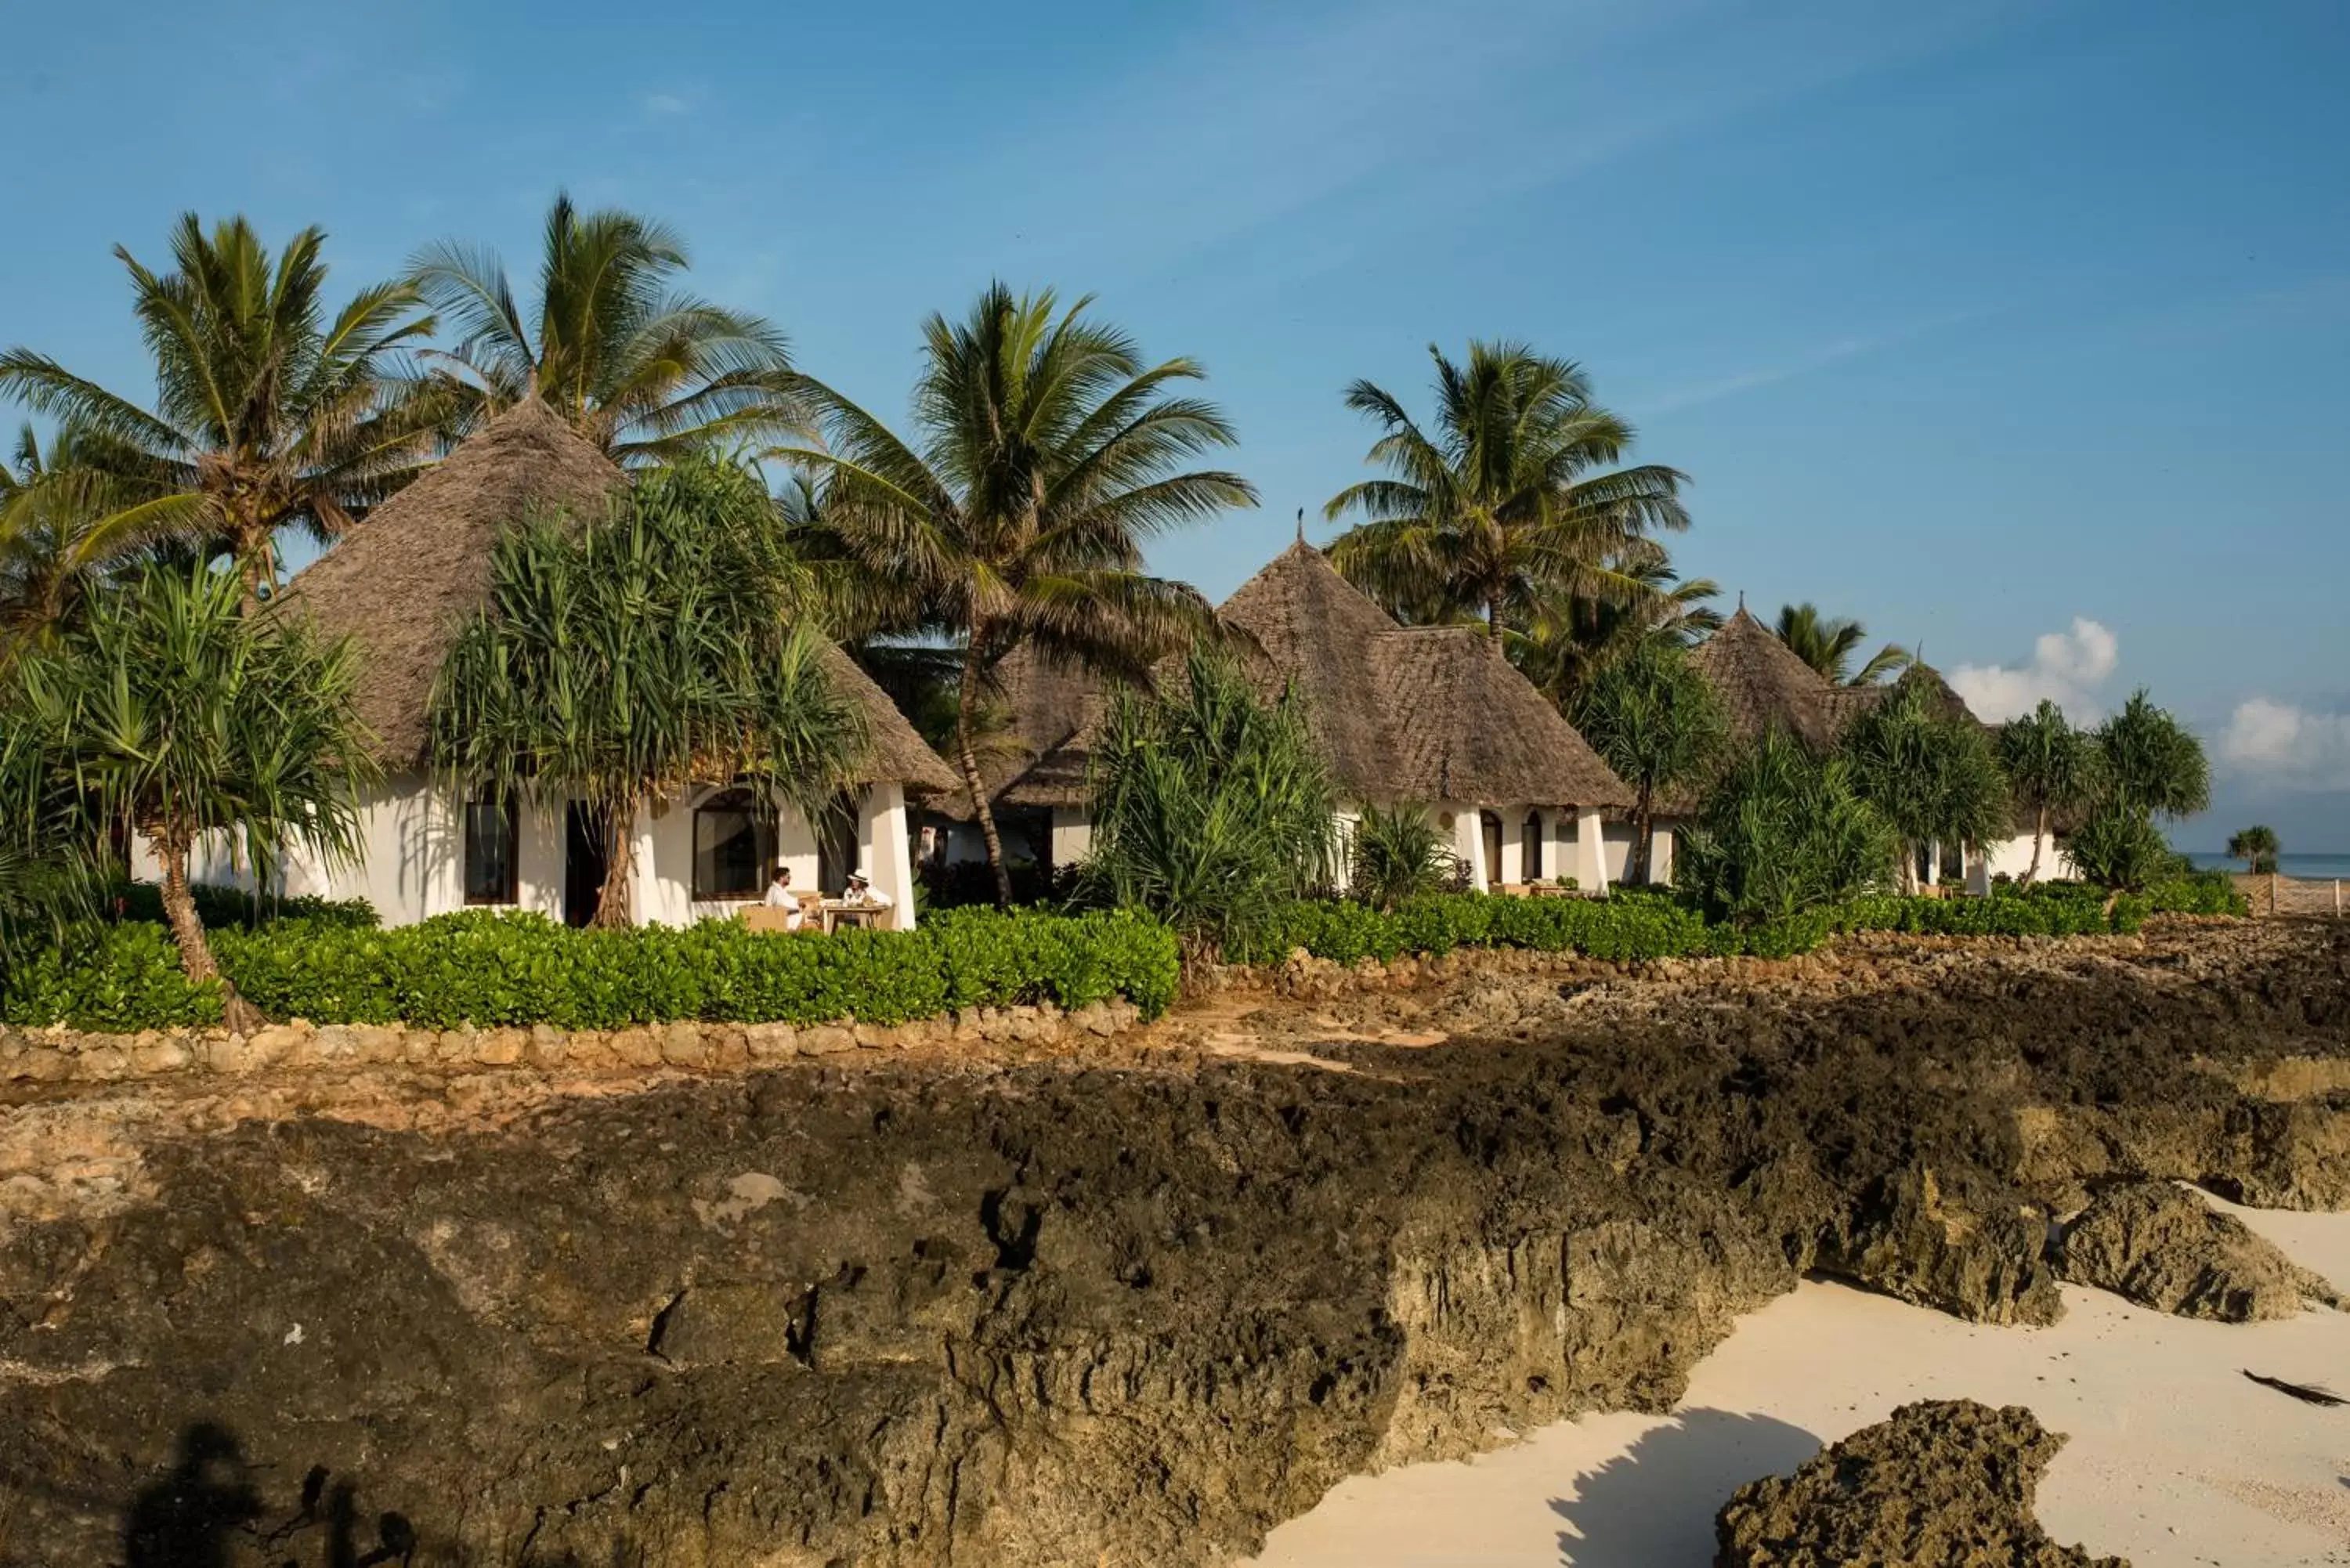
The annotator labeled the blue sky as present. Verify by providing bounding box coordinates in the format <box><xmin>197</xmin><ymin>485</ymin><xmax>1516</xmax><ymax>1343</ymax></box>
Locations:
<box><xmin>6</xmin><ymin>0</ymin><xmax>2346</xmax><ymax>847</ymax></box>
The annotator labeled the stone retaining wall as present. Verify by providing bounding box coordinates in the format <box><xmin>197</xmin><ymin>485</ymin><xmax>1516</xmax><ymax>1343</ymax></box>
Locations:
<box><xmin>0</xmin><ymin>998</ymin><xmax>1147</xmax><ymax>1088</ymax></box>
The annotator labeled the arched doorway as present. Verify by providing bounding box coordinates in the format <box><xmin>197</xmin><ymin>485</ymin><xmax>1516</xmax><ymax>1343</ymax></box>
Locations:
<box><xmin>1480</xmin><ymin>811</ymin><xmax>1503</xmax><ymax>891</ymax></box>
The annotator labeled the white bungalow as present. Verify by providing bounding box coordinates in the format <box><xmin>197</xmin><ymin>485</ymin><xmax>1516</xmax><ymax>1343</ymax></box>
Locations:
<box><xmin>947</xmin><ymin>541</ymin><xmax>1636</xmax><ymax>893</ymax></box>
<box><xmin>166</xmin><ymin>402</ymin><xmax>956</xmax><ymax>927</ymax></box>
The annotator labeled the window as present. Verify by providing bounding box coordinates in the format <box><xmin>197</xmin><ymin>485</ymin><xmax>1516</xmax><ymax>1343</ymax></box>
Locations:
<box><xmin>1522</xmin><ymin>811</ymin><xmax>1543</xmax><ymax>881</ymax></box>
<box><xmin>464</xmin><ymin>796</ymin><xmax>520</xmax><ymax>905</ymax></box>
<box><xmin>692</xmin><ymin>789</ymin><xmax>775</xmax><ymax>901</ymax></box>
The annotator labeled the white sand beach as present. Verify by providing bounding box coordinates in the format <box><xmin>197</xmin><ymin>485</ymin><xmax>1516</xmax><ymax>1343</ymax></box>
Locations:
<box><xmin>1249</xmin><ymin>1194</ymin><xmax>2350</xmax><ymax>1568</ymax></box>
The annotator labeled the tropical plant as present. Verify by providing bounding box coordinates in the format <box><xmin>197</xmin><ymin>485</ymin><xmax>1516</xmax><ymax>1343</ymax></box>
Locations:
<box><xmin>0</xmin><ymin>559</ymin><xmax>377</xmax><ymax>1016</ymax></box>
<box><xmin>1348</xmin><ymin>800</ymin><xmax>1457</xmax><ymax>911</ymax></box>
<box><xmin>2066</xmin><ymin>806</ymin><xmax>2179</xmax><ymax>894</ymax></box>
<box><xmin>2228</xmin><ymin>823</ymin><xmax>2282</xmax><ymax>875</ymax></box>
<box><xmin>1998</xmin><ymin>700</ymin><xmax>2100</xmax><ymax>883</ymax></box>
<box><xmin>0</xmin><ymin>214</ymin><xmax>440</xmax><ymax>608</ymax></box>
<box><xmin>1840</xmin><ymin>681</ymin><xmax>2010</xmax><ymax>894</ymax></box>
<box><xmin>1772</xmin><ymin>602</ymin><xmax>1911</xmax><ymax>686</ymax></box>
<box><xmin>1676</xmin><ymin>728</ymin><xmax>1896</xmax><ymax>924</ymax></box>
<box><xmin>1077</xmin><ymin>652</ymin><xmax>1336</xmax><ymax>974</ymax></box>
<box><xmin>1325</xmin><ymin>341</ymin><xmax>1687</xmax><ymax>639</ymax></box>
<box><xmin>1507</xmin><ymin>556</ymin><xmax>1723</xmax><ymax>706</ymax></box>
<box><xmin>1571</xmin><ymin>642</ymin><xmax>1728</xmax><ymax>884</ymax></box>
<box><xmin>407</xmin><ymin>193</ymin><xmax>799</xmax><ymax>463</ymax></box>
<box><xmin>430</xmin><ymin>458</ymin><xmax>864</xmax><ymax>928</ymax></box>
<box><xmin>0</xmin><ymin>425</ymin><xmax>143</xmax><ymax>656</ymax></box>
<box><xmin>772</xmin><ymin>282</ymin><xmax>1250</xmax><ymax>905</ymax></box>
<box><xmin>2093</xmin><ymin>691</ymin><xmax>2211</xmax><ymax>819</ymax></box>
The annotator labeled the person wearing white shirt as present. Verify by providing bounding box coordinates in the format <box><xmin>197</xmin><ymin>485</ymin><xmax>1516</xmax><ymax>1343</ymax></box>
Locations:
<box><xmin>763</xmin><ymin>865</ymin><xmax>804</xmax><ymax>931</ymax></box>
<box><xmin>845</xmin><ymin>870</ymin><xmax>894</xmax><ymax>912</ymax></box>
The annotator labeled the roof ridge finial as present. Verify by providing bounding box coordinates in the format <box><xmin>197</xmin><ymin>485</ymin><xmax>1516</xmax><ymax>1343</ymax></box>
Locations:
<box><xmin>1737</xmin><ymin>588</ymin><xmax>1745</xmax><ymax>612</ymax></box>
<box><xmin>1296</xmin><ymin>507</ymin><xmax>1306</xmax><ymax>546</ymax></box>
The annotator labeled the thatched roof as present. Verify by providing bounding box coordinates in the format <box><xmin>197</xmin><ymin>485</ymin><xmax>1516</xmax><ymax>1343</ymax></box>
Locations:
<box><xmin>988</xmin><ymin>543</ymin><xmax>1629</xmax><ymax>811</ymax></box>
<box><xmin>276</xmin><ymin>399</ymin><xmax>955</xmax><ymax>792</ymax></box>
<box><xmin>1687</xmin><ymin>606</ymin><xmax>1841</xmax><ymax>750</ymax></box>
<box><xmin>982</xmin><ymin>647</ymin><xmax>1119</xmax><ymax>812</ymax></box>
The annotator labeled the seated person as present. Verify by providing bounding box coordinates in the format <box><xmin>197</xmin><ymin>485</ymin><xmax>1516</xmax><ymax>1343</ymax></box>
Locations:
<box><xmin>763</xmin><ymin>864</ymin><xmax>804</xmax><ymax>930</ymax></box>
<box><xmin>844</xmin><ymin>869</ymin><xmax>894</xmax><ymax>912</ymax></box>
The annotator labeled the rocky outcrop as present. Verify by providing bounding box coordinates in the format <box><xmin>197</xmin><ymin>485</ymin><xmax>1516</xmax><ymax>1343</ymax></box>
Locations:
<box><xmin>1715</xmin><ymin>1400</ymin><xmax>2128</xmax><ymax>1567</ymax></box>
<box><xmin>2058</xmin><ymin>1177</ymin><xmax>2339</xmax><ymax>1320</ymax></box>
<box><xmin>1</xmin><ymin>921</ymin><xmax>2346</xmax><ymax>1566</ymax></box>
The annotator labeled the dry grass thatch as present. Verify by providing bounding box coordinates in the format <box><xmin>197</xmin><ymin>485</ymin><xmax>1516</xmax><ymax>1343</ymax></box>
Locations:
<box><xmin>989</xmin><ymin>541</ymin><xmax>1631</xmax><ymax>811</ymax></box>
<box><xmin>274</xmin><ymin>399</ymin><xmax>954</xmax><ymax>791</ymax></box>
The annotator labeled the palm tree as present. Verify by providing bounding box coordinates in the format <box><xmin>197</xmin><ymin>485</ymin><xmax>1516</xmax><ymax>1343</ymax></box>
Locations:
<box><xmin>1509</xmin><ymin>555</ymin><xmax>1722</xmax><ymax>709</ymax></box>
<box><xmin>407</xmin><ymin>193</ymin><xmax>800</xmax><ymax>463</ymax></box>
<box><xmin>2227</xmin><ymin>824</ymin><xmax>2282</xmax><ymax>875</ymax></box>
<box><xmin>2095</xmin><ymin>691</ymin><xmax>2211</xmax><ymax>820</ymax></box>
<box><xmin>1773</xmin><ymin>602</ymin><xmax>1911</xmax><ymax>686</ymax></box>
<box><xmin>1571</xmin><ymin>642</ymin><xmax>1728</xmax><ymax>884</ymax></box>
<box><xmin>430</xmin><ymin>459</ymin><xmax>864</xmax><ymax>928</ymax></box>
<box><xmin>0</xmin><ymin>215</ymin><xmax>440</xmax><ymax>609</ymax></box>
<box><xmin>2</xmin><ymin>559</ymin><xmax>378</xmax><ymax>1017</ymax></box>
<box><xmin>0</xmin><ymin>425</ymin><xmax>148</xmax><ymax>655</ymax></box>
<box><xmin>772</xmin><ymin>283</ymin><xmax>1253</xmax><ymax>906</ymax></box>
<box><xmin>1998</xmin><ymin>700</ymin><xmax>2099</xmax><ymax>883</ymax></box>
<box><xmin>1324</xmin><ymin>341</ymin><xmax>1687</xmax><ymax>640</ymax></box>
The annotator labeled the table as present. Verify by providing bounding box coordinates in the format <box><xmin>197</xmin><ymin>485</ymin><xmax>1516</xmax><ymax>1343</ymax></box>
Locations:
<box><xmin>818</xmin><ymin>901</ymin><xmax>888</xmax><ymax>934</ymax></box>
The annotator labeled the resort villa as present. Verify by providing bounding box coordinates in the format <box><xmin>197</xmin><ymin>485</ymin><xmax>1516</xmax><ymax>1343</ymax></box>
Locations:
<box><xmin>150</xmin><ymin>402</ymin><xmax>955</xmax><ymax>929</ymax></box>
<box><xmin>945</xmin><ymin>540</ymin><xmax>1637</xmax><ymax>893</ymax></box>
<box><xmin>1665</xmin><ymin>606</ymin><xmax>2062</xmax><ymax>889</ymax></box>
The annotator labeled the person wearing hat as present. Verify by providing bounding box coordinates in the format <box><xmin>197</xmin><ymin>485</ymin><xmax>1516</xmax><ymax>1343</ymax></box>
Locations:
<box><xmin>844</xmin><ymin>869</ymin><xmax>894</xmax><ymax>915</ymax></box>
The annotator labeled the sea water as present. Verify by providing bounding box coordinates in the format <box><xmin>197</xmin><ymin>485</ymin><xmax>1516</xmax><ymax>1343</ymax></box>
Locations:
<box><xmin>2188</xmin><ymin>851</ymin><xmax>2350</xmax><ymax>879</ymax></box>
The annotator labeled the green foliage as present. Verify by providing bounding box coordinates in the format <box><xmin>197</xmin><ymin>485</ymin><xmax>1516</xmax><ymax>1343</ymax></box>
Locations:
<box><xmin>2227</xmin><ymin>823</ymin><xmax>2281</xmax><ymax>874</ymax></box>
<box><xmin>1347</xmin><ymin>801</ymin><xmax>1456</xmax><ymax>911</ymax></box>
<box><xmin>2093</xmin><ymin>691</ymin><xmax>2211</xmax><ymax>819</ymax></box>
<box><xmin>1676</xmin><ymin>728</ymin><xmax>1896</xmax><ymax>924</ymax></box>
<box><xmin>2</xmin><ymin>558</ymin><xmax>378</xmax><ymax>981</ymax></box>
<box><xmin>776</xmin><ymin>282</ymin><xmax>1249</xmax><ymax>905</ymax></box>
<box><xmin>3</xmin><ymin>908</ymin><xmax>1179</xmax><ymax>1032</ymax></box>
<box><xmin>1998</xmin><ymin>700</ymin><xmax>2099</xmax><ymax>882</ymax></box>
<box><xmin>1571</xmin><ymin>641</ymin><xmax>1726</xmax><ymax>883</ymax></box>
<box><xmin>407</xmin><ymin>193</ymin><xmax>799</xmax><ymax>463</ymax></box>
<box><xmin>1078</xmin><ymin>652</ymin><xmax>1336</xmax><ymax>966</ymax></box>
<box><xmin>102</xmin><ymin>880</ymin><xmax>378</xmax><ymax>931</ymax></box>
<box><xmin>1840</xmin><ymin>679</ymin><xmax>2011</xmax><ymax>891</ymax></box>
<box><xmin>1324</xmin><ymin>341</ymin><xmax>1687</xmax><ymax>638</ymax></box>
<box><xmin>2066</xmin><ymin>804</ymin><xmax>2182</xmax><ymax>893</ymax></box>
<box><xmin>1772</xmin><ymin>602</ymin><xmax>1910</xmax><ymax>685</ymax></box>
<box><xmin>431</xmin><ymin>457</ymin><xmax>863</xmax><ymax>927</ymax></box>
<box><xmin>0</xmin><ymin>212</ymin><xmax>439</xmax><ymax>602</ymax></box>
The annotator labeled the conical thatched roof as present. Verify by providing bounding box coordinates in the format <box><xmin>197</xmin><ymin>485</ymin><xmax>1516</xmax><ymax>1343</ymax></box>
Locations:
<box><xmin>1687</xmin><ymin>606</ymin><xmax>1842</xmax><ymax>750</ymax></box>
<box><xmin>276</xmin><ymin>399</ymin><xmax>954</xmax><ymax>792</ymax></box>
<box><xmin>992</xmin><ymin>543</ymin><xmax>1629</xmax><ymax>810</ymax></box>
<box><xmin>981</xmin><ymin>646</ymin><xmax>1119</xmax><ymax>812</ymax></box>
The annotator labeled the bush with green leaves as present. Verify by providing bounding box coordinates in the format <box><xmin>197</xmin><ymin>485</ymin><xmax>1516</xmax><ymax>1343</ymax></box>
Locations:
<box><xmin>1347</xmin><ymin>801</ymin><xmax>1456</xmax><ymax>911</ymax></box>
<box><xmin>1676</xmin><ymin>728</ymin><xmax>1896</xmax><ymax>925</ymax></box>
<box><xmin>1569</xmin><ymin>641</ymin><xmax>1726</xmax><ymax>885</ymax></box>
<box><xmin>2059</xmin><ymin>692</ymin><xmax>2209</xmax><ymax>892</ymax></box>
<box><xmin>2</xmin><ymin>907</ymin><xmax>1178</xmax><ymax>1033</ymax></box>
<box><xmin>1841</xmin><ymin>679</ymin><xmax>2010</xmax><ymax>894</ymax></box>
<box><xmin>1077</xmin><ymin>651</ymin><xmax>1336</xmax><ymax>969</ymax></box>
<box><xmin>102</xmin><ymin>881</ymin><xmax>379</xmax><ymax>931</ymax></box>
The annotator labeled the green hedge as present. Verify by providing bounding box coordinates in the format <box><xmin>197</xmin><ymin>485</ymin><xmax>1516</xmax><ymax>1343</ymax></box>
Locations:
<box><xmin>1237</xmin><ymin>874</ymin><xmax>2245</xmax><ymax>968</ymax></box>
<box><xmin>3</xmin><ymin>907</ymin><xmax>1178</xmax><ymax>1033</ymax></box>
<box><xmin>102</xmin><ymin>881</ymin><xmax>381</xmax><ymax>930</ymax></box>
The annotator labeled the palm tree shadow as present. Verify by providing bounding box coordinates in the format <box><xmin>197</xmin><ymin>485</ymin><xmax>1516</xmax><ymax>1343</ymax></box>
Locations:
<box><xmin>1549</xmin><ymin>1407</ymin><xmax>1818</xmax><ymax>1567</ymax></box>
<box><xmin>120</xmin><ymin>1422</ymin><xmax>421</xmax><ymax>1568</ymax></box>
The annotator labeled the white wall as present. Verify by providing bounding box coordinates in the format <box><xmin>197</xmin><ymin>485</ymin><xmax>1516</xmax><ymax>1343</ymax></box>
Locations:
<box><xmin>1969</xmin><ymin>829</ymin><xmax>2078</xmax><ymax>892</ymax></box>
<box><xmin>1049</xmin><ymin>807</ymin><xmax>1093</xmax><ymax>870</ymax></box>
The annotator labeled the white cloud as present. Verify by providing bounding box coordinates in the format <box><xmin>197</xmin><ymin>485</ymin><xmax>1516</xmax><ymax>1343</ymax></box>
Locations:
<box><xmin>643</xmin><ymin>92</ymin><xmax>691</xmax><ymax>116</ymax></box>
<box><xmin>1947</xmin><ymin>619</ymin><xmax>2120</xmax><ymax>724</ymax></box>
<box><xmin>2220</xmin><ymin>698</ymin><xmax>2350</xmax><ymax>789</ymax></box>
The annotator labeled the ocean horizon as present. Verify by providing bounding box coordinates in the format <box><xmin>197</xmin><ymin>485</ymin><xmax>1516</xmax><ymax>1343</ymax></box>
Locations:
<box><xmin>2187</xmin><ymin>851</ymin><xmax>2350</xmax><ymax>879</ymax></box>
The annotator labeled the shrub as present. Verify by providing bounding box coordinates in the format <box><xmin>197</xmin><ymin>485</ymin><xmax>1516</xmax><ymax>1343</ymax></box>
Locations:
<box><xmin>1676</xmin><ymin>728</ymin><xmax>1896</xmax><ymax>924</ymax></box>
<box><xmin>3</xmin><ymin>908</ymin><xmax>1180</xmax><ymax>1032</ymax></box>
<box><xmin>2065</xmin><ymin>806</ymin><xmax>2177</xmax><ymax>893</ymax></box>
<box><xmin>1078</xmin><ymin>652</ymin><xmax>1337</xmax><ymax>969</ymax></box>
<box><xmin>1347</xmin><ymin>802</ymin><xmax>1456</xmax><ymax>912</ymax></box>
<box><xmin>1840</xmin><ymin>678</ymin><xmax>2010</xmax><ymax>894</ymax></box>
<box><xmin>102</xmin><ymin>881</ymin><xmax>381</xmax><ymax>931</ymax></box>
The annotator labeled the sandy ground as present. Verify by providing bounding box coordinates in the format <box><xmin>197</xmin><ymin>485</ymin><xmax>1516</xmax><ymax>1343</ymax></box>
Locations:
<box><xmin>1249</xmin><ymin>1194</ymin><xmax>2350</xmax><ymax>1568</ymax></box>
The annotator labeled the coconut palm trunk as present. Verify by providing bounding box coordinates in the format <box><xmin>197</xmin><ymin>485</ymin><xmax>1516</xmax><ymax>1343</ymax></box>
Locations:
<box><xmin>956</xmin><ymin>632</ymin><xmax>1014</xmax><ymax>909</ymax></box>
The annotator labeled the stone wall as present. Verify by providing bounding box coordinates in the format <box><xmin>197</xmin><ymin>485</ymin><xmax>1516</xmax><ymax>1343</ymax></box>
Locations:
<box><xmin>0</xmin><ymin>998</ymin><xmax>1146</xmax><ymax>1088</ymax></box>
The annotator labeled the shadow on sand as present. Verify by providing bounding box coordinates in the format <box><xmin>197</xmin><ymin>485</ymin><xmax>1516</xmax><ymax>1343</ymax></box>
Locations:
<box><xmin>1549</xmin><ymin>1407</ymin><xmax>1818</xmax><ymax>1567</ymax></box>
